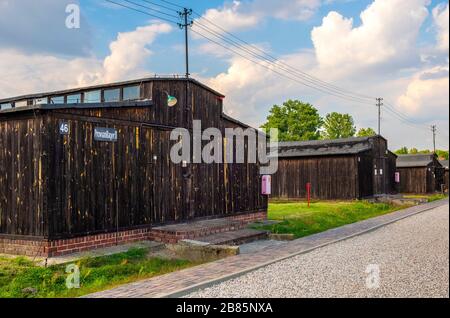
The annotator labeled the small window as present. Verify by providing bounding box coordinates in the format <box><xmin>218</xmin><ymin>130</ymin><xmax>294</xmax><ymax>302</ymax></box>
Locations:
<box><xmin>34</xmin><ymin>97</ymin><xmax>48</xmax><ymax>105</ymax></box>
<box><xmin>15</xmin><ymin>100</ymin><xmax>28</xmax><ymax>108</ymax></box>
<box><xmin>50</xmin><ymin>96</ymin><xmax>65</xmax><ymax>104</ymax></box>
<box><xmin>0</xmin><ymin>103</ymin><xmax>12</xmax><ymax>110</ymax></box>
<box><xmin>104</xmin><ymin>88</ymin><xmax>120</xmax><ymax>102</ymax></box>
<box><xmin>123</xmin><ymin>85</ymin><xmax>140</xmax><ymax>101</ymax></box>
<box><xmin>84</xmin><ymin>90</ymin><xmax>101</xmax><ymax>103</ymax></box>
<box><xmin>67</xmin><ymin>94</ymin><xmax>81</xmax><ymax>104</ymax></box>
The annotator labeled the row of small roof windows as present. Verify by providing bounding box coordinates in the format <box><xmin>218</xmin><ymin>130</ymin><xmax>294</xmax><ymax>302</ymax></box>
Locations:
<box><xmin>1</xmin><ymin>85</ymin><xmax>141</xmax><ymax>111</ymax></box>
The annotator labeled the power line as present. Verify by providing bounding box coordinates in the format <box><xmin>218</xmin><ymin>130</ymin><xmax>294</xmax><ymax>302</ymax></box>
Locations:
<box><xmin>122</xmin><ymin>0</ymin><xmax>180</xmax><ymax>19</ymax></box>
<box><xmin>158</xmin><ymin>0</ymin><xmax>184</xmax><ymax>9</ymax></box>
<box><xmin>178</xmin><ymin>8</ymin><xmax>193</xmax><ymax>78</ymax></box>
<box><xmin>190</xmin><ymin>8</ymin><xmax>445</xmax><ymax>139</ymax></box>
<box><xmin>106</xmin><ymin>1</ymin><xmax>447</xmax><ymax>145</ymax></box>
<box><xmin>376</xmin><ymin>98</ymin><xmax>383</xmax><ymax>135</ymax></box>
<box><xmin>193</xmin><ymin>10</ymin><xmax>375</xmax><ymax>102</ymax></box>
<box><xmin>193</xmin><ymin>21</ymin><xmax>373</xmax><ymax>104</ymax></box>
<box><xmin>191</xmin><ymin>29</ymin><xmax>375</xmax><ymax>106</ymax></box>
<box><xmin>140</xmin><ymin>0</ymin><xmax>178</xmax><ymax>12</ymax></box>
<box><xmin>383</xmin><ymin>101</ymin><xmax>430</xmax><ymax>131</ymax></box>
<box><xmin>432</xmin><ymin>124</ymin><xmax>437</xmax><ymax>153</ymax></box>
<box><xmin>105</xmin><ymin>1</ymin><xmax>380</xmax><ymax>105</ymax></box>
<box><xmin>105</xmin><ymin>0</ymin><xmax>179</xmax><ymax>24</ymax></box>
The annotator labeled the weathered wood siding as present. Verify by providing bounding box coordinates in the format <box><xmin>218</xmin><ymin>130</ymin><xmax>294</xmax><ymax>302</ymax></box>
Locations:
<box><xmin>358</xmin><ymin>153</ymin><xmax>374</xmax><ymax>198</ymax></box>
<box><xmin>0</xmin><ymin>115</ymin><xmax>46</xmax><ymax>237</ymax></box>
<box><xmin>445</xmin><ymin>170</ymin><xmax>449</xmax><ymax>192</ymax></box>
<box><xmin>271</xmin><ymin>156</ymin><xmax>359</xmax><ymax>200</ymax></box>
<box><xmin>0</xmin><ymin>79</ymin><xmax>267</xmax><ymax>239</ymax></box>
<box><xmin>398</xmin><ymin>157</ymin><xmax>445</xmax><ymax>194</ymax></box>
<box><xmin>387</xmin><ymin>152</ymin><xmax>398</xmax><ymax>194</ymax></box>
<box><xmin>397</xmin><ymin>167</ymin><xmax>430</xmax><ymax>194</ymax></box>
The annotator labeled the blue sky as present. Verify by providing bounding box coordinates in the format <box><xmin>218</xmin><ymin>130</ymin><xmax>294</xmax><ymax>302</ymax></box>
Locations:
<box><xmin>0</xmin><ymin>0</ymin><xmax>448</xmax><ymax>150</ymax></box>
<box><xmin>80</xmin><ymin>0</ymin><xmax>445</xmax><ymax>76</ymax></box>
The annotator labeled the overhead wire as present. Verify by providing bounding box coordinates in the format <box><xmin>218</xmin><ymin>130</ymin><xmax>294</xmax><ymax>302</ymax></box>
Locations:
<box><xmin>106</xmin><ymin>0</ymin><xmax>448</xmax><ymax>147</ymax></box>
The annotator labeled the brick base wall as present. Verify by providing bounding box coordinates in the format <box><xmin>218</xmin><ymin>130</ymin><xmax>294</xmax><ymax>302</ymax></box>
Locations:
<box><xmin>0</xmin><ymin>238</ymin><xmax>48</xmax><ymax>258</ymax></box>
<box><xmin>0</xmin><ymin>211</ymin><xmax>267</xmax><ymax>258</ymax></box>
<box><xmin>149</xmin><ymin>211</ymin><xmax>268</xmax><ymax>244</ymax></box>
<box><xmin>228</xmin><ymin>211</ymin><xmax>267</xmax><ymax>223</ymax></box>
<box><xmin>0</xmin><ymin>228</ymin><xmax>151</xmax><ymax>258</ymax></box>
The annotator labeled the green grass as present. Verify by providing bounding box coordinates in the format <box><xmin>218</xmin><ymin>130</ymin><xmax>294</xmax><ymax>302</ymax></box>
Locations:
<box><xmin>0</xmin><ymin>248</ymin><xmax>196</xmax><ymax>298</ymax></box>
<box><xmin>427</xmin><ymin>194</ymin><xmax>448</xmax><ymax>202</ymax></box>
<box><xmin>403</xmin><ymin>193</ymin><xmax>448</xmax><ymax>202</ymax></box>
<box><xmin>253</xmin><ymin>201</ymin><xmax>406</xmax><ymax>239</ymax></box>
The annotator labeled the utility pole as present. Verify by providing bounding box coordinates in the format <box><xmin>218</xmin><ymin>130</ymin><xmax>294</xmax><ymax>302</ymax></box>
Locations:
<box><xmin>376</xmin><ymin>98</ymin><xmax>383</xmax><ymax>136</ymax></box>
<box><xmin>178</xmin><ymin>8</ymin><xmax>194</xmax><ymax>221</ymax></box>
<box><xmin>431</xmin><ymin>125</ymin><xmax>437</xmax><ymax>154</ymax></box>
<box><xmin>178</xmin><ymin>8</ymin><xmax>193</xmax><ymax>78</ymax></box>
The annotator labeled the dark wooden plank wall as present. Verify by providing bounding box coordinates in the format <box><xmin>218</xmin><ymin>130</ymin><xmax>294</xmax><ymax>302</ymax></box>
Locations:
<box><xmin>0</xmin><ymin>115</ymin><xmax>45</xmax><ymax>237</ymax></box>
<box><xmin>43</xmin><ymin>116</ymin><xmax>266</xmax><ymax>239</ymax></box>
<box><xmin>358</xmin><ymin>153</ymin><xmax>374</xmax><ymax>199</ymax></box>
<box><xmin>432</xmin><ymin>157</ymin><xmax>445</xmax><ymax>192</ymax></box>
<box><xmin>0</xmin><ymin>80</ymin><xmax>267</xmax><ymax>239</ymax></box>
<box><xmin>386</xmin><ymin>152</ymin><xmax>398</xmax><ymax>194</ymax></box>
<box><xmin>397</xmin><ymin>167</ymin><xmax>429</xmax><ymax>194</ymax></box>
<box><xmin>398</xmin><ymin>157</ymin><xmax>445</xmax><ymax>194</ymax></box>
<box><xmin>271</xmin><ymin>156</ymin><xmax>359</xmax><ymax>200</ymax></box>
<box><xmin>45</xmin><ymin>114</ymin><xmax>187</xmax><ymax>239</ymax></box>
<box><xmin>445</xmin><ymin>170</ymin><xmax>449</xmax><ymax>192</ymax></box>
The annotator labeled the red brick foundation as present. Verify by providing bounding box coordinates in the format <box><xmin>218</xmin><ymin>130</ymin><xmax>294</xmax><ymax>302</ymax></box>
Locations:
<box><xmin>228</xmin><ymin>211</ymin><xmax>267</xmax><ymax>223</ymax></box>
<box><xmin>149</xmin><ymin>211</ymin><xmax>268</xmax><ymax>244</ymax></box>
<box><xmin>0</xmin><ymin>211</ymin><xmax>267</xmax><ymax>258</ymax></box>
<box><xmin>0</xmin><ymin>228</ymin><xmax>151</xmax><ymax>258</ymax></box>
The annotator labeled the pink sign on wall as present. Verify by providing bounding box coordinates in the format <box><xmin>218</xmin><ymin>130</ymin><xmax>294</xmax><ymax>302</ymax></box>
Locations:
<box><xmin>395</xmin><ymin>172</ymin><xmax>400</xmax><ymax>183</ymax></box>
<box><xmin>262</xmin><ymin>175</ymin><xmax>271</xmax><ymax>195</ymax></box>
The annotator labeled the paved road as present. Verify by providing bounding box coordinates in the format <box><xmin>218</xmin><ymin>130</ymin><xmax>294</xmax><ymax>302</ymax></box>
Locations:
<box><xmin>187</xmin><ymin>204</ymin><xmax>449</xmax><ymax>298</ymax></box>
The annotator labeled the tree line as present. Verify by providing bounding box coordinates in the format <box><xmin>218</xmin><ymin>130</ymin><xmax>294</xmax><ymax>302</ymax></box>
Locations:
<box><xmin>261</xmin><ymin>99</ymin><xmax>448</xmax><ymax>160</ymax></box>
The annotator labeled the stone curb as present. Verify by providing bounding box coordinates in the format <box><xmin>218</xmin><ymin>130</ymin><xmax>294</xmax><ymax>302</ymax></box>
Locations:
<box><xmin>162</xmin><ymin>199</ymin><xmax>449</xmax><ymax>298</ymax></box>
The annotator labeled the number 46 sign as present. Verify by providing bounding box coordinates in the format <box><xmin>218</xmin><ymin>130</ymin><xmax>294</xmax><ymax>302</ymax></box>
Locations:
<box><xmin>59</xmin><ymin>122</ymin><xmax>70</xmax><ymax>135</ymax></box>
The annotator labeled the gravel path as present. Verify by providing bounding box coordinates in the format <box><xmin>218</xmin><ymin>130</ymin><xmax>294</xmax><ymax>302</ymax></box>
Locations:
<box><xmin>187</xmin><ymin>204</ymin><xmax>449</xmax><ymax>298</ymax></box>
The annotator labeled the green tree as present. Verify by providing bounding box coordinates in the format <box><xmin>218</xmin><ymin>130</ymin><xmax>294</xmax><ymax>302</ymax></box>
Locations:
<box><xmin>321</xmin><ymin>112</ymin><xmax>356</xmax><ymax>140</ymax></box>
<box><xmin>436</xmin><ymin>149</ymin><xmax>449</xmax><ymax>160</ymax></box>
<box><xmin>395</xmin><ymin>147</ymin><xmax>409</xmax><ymax>155</ymax></box>
<box><xmin>357</xmin><ymin>127</ymin><xmax>377</xmax><ymax>137</ymax></box>
<box><xmin>409</xmin><ymin>148</ymin><xmax>419</xmax><ymax>154</ymax></box>
<box><xmin>261</xmin><ymin>100</ymin><xmax>323</xmax><ymax>141</ymax></box>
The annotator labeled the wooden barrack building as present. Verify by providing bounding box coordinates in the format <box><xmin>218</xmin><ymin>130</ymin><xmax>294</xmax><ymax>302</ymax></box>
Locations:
<box><xmin>440</xmin><ymin>160</ymin><xmax>449</xmax><ymax>193</ymax></box>
<box><xmin>396</xmin><ymin>154</ymin><xmax>445</xmax><ymax>194</ymax></box>
<box><xmin>0</xmin><ymin>77</ymin><xmax>268</xmax><ymax>257</ymax></box>
<box><xmin>270</xmin><ymin>136</ymin><xmax>398</xmax><ymax>200</ymax></box>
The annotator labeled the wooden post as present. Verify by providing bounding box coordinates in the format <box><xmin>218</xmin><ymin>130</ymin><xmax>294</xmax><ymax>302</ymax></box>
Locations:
<box><xmin>307</xmin><ymin>182</ymin><xmax>311</xmax><ymax>207</ymax></box>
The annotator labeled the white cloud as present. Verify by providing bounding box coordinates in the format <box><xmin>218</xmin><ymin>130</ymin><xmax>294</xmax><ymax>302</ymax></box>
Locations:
<box><xmin>0</xmin><ymin>49</ymin><xmax>103</xmax><ymax>98</ymax></box>
<box><xmin>0</xmin><ymin>22</ymin><xmax>172</xmax><ymax>98</ymax></box>
<box><xmin>311</xmin><ymin>0</ymin><xmax>430</xmax><ymax>72</ymax></box>
<box><xmin>103</xmin><ymin>23</ymin><xmax>172</xmax><ymax>82</ymax></box>
<box><xmin>433</xmin><ymin>2</ymin><xmax>449</xmax><ymax>52</ymax></box>
<box><xmin>197</xmin><ymin>0</ymin><xmax>448</xmax><ymax>149</ymax></box>
<box><xmin>254</xmin><ymin>0</ymin><xmax>321</xmax><ymax>21</ymax></box>
<box><xmin>397</xmin><ymin>65</ymin><xmax>449</xmax><ymax>116</ymax></box>
<box><xmin>195</xmin><ymin>0</ymin><xmax>321</xmax><ymax>33</ymax></box>
<box><xmin>199</xmin><ymin>1</ymin><xmax>259</xmax><ymax>31</ymax></box>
